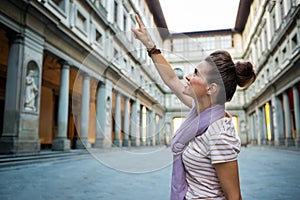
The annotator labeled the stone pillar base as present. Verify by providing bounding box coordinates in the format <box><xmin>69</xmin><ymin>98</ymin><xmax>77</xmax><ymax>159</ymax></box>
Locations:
<box><xmin>295</xmin><ymin>139</ymin><xmax>300</xmax><ymax>148</ymax></box>
<box><xmin>146</xmin><ymin>139</ymin><xmax>151</xmax><ymax>146</ymax></box>
<box><xmin>261</xmin><ymin>139</ymin><xmax>267</xmax><ymax>145</ymax></box>
<box><xmin>275</xmin><ymin>138</ymin><xmax>285</xmax><ymax>146</ymax></box>
<box><xmin>251</xmin><ymin>139</ymin><xmax>257</xmax><ymax>145</ymax></box>
<box><xmin>52</xmin><ymin>138</ymin><xmax>70</xmax><ymax>151</ymax></box>
<box><xmin>268</xmin><ymin>140</ymin><xmax>274</xmax><ymax>146</ymax></box>
<box><xmin>130</xmin><ymin>139</ymin><xmax>139</xmax><ymax>147</ymax></box>
<box><xmin>0</xmin><ymin>136</ymin><xmax>40</xmax><ymax>155</ymax></box>
<box><xmin>123</xmin><ymin>139</ymin><xmax>129</xmax><ymax>147</ymax></box>
<box><xmin>94</xmin><ymin>138</ymin><xmax>111</xmax><ymax>148</ymax></box>
<box><xmin>140</xmin><ymin>140</ymin><xmax>145</xmax><ymax>146</ymax></box>
<box><xmin>76</xmin><ymin>138</ymin><xmax>91</xmax><ymax>149</ymax></box>
<box><xmin>112</xmin><ymin>139</ymin><xmax>121</xmax><ymax>147</ymax></box>
<box><xmin>285</xmin><ymin>138</ymin><xmax>295</xmax><ymax>147</ymax></box>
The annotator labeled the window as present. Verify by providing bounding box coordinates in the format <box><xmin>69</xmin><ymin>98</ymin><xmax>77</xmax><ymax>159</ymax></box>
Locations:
<box><xmin>220</xmin><ymin>35</ymin><xmax>232</xmax><ymax>49</ymax></box>
<box><xmin>291</xmin><ymin>34</ymin><xmax>298</xmax><ymax>50</ymax></box>
<box><xmin>272</xmin><ymin>12</ymin><xmax>276</xmax><ymax>33</ymax></box>
<box><xmin>114</xmin><ymin>1</ymin><xmax>118</xmax><ymax>23</ymax></box>
<box><xmin>274</xmin><ymin>57</ymin><xmax>278</xmax><ymax>69</ymax></box>
<box><xmin>95</xmin><ymin>30</ymin><xmax>103</xmax><ymax>44</ymax></box>
<box><xmin>188</xmin><ymin>38</ymin><xmax>201</xmax><ymax>51</ymax></box>
<box><xmin>51</xmin><ymin>0</ymin><xmax>66</xmax><ymax>12</ymax></box>
<box><xmin>77</xmin><ymin>11</ymin><xmax>87</xmax><ymax>32</ymax></box>
<box><xmin>172</xmin><ymin>39</ymin><xmax>184</xmax><ymax>52</ymax></box>
<box><xmin>199</xmin><ymin>37</ymin><xmax>216</xmax><ymax>50</ymax></box>
<box><xmin>281</xmin><ymin>47</ymin><xmax>287</xmax><ymax>61</ymax></box>
<box><xmin>114</xmin><ymin>48</ymin><xmax>119</xmax><ymax>62</ymax></box>
<box><xmin>264</xmin><ymin>28</ymin><xmax>268</xmax><ymax>51</ymax></box>
<box><xmin>123</xmin><ymin>14</ymin><xmax>127</xmax><ymax>31</ymax></box>
<box><xmin>280</xmin><ymin>1</ymin><xmax>285</xmax><ymax>21</ymax></box>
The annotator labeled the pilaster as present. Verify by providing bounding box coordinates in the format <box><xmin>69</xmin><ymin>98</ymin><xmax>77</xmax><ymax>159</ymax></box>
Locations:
<box><xmin>0</xmin><ymin>29</ymin><xmax>44</xmax><ymax>154</ymax></box>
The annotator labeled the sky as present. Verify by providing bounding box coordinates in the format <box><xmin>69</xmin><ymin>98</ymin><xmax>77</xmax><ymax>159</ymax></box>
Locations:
<box><xmin>159</xmin><ymin>0</ymin><xmax>240</xmax><ymax>33</ymax></box>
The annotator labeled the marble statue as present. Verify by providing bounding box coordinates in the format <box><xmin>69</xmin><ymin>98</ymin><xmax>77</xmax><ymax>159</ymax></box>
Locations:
<box><xmin>24</xmin><ymin>70</ymin><xmax>38</xmax><ymax>112</ymax></box>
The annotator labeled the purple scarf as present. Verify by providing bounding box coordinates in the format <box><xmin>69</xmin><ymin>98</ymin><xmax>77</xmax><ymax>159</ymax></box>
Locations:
<box><xmin>170</xmin><ymin>103</ymin><xmax>225</xmax><ymax>200</ymax></box>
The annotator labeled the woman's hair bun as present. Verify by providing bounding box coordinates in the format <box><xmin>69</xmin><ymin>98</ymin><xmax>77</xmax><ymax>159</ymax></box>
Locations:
<box><xmin>235</xmin><ymin>61</ymin><xmax>256</xmax><ymax>88</ymax></box>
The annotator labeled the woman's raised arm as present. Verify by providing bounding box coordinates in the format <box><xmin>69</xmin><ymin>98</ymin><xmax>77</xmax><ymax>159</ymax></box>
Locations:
<box><xmin>131</xmin><ymin>15</ymin><xmax>193</xmax><ymax>108</ymax></box>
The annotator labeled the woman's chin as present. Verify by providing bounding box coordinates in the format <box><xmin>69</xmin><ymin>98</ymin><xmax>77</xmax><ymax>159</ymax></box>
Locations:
<box><xmin>183</xmin><ymin>90</ymin><xmax>191</xmax><ymax>96</ymax></box>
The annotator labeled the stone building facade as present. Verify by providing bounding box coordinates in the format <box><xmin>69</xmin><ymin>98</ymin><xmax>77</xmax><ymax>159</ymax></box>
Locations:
<box><xmin>0</xmin><ymin>0</ymin><xmax>169</xmax><ymax>154</ymax></box>
<box><xmin>163</xmin><ymin>0</ymin><xmax>300</xmax><ymax>148</ymax></box>
<box><xmin>238</xmin><ymin>0</ymin><xmax>300</xmax><ymax>147</ymax></box>
<box><xmin>162</xmin><ymin>29</ymin><xmax>250</xmax><ymax>144</ymax></box>
<box><xmin>1</xmin><ymin>0</ymin><xmax>300</xmax><ymax>154</ymax></box>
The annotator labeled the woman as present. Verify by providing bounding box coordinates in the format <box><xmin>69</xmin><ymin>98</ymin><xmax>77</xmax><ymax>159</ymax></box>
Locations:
<box><xmin>132</xmin><ymin>15</ymin><xmax>256</xmax><ymax>200</ymax></box>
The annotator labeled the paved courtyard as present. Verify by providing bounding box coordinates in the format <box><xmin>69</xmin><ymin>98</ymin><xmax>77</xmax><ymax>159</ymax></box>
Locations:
<box><xmin>0</xmin><ymin>146</ymin><xmax>300</xmax><ymax>200</ymax></box>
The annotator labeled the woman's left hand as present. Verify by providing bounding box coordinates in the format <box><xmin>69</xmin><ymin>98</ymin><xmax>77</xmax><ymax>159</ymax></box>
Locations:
<box><xmin>131</xmin><ymin>15</ymin><xmax>155</xmax><ymax>49</ymax></box>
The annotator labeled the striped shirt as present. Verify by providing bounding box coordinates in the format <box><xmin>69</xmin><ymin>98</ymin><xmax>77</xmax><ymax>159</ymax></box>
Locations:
<box><xmin>182</xmin><ymin>117</ymin><xmax>241</xmax><ymax>200</ymax></box>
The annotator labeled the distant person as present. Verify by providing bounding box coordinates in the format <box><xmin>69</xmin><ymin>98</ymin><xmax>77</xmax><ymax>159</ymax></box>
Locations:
<box><xmin>132</xmin><ymin>15</ymin><xmax>256</xmax><ymax>200</ymax></box>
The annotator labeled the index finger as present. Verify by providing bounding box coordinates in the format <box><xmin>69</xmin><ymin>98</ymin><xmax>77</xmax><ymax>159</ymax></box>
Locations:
<box><xmin>135</xmin><ymin>15</ymin><xmax>144</xmax><ymax>28</ymax></box>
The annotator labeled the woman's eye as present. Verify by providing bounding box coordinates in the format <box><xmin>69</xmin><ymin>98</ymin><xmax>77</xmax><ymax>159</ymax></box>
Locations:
<box><xmin>194</xmin><ymin>68</ymin><xmax>198</xmax><ymax>75</ymax></box>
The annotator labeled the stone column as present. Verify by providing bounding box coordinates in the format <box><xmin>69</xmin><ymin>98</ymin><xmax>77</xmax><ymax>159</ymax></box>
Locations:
<box><xmin>272</xmin><ymin>94</ymin><xmax>285</xmax><ymax>146</ymax></box>
<box><xmin>293</xmin><ymin>86</ymin><xmax>300</xmax><ymax>147</ymax></box>
<box><xmin>256</xmin><ymin>107</ymin><xmax>262</xmax><ymax>146</ymax></box>
<box><xmin>130</xmin><ymin>100</ymin><xmax>140</xmax><ymax>146</ymax></box>
<box><xmin>151</xmin><ymin>111</ymin><xmax>156</xmax><ymax>146</ymax></box>
<box><xmin>249</xmin><ymin>114</ymin><xmax>255</xmax><ymax>144</ymax></box>
<box><xmin>76</xmin><ymin>73</ymin><xmax>91</xmax><ymax>149</ymax></box>
<box><xmin>253</xmin><ymin>114</ymin><xmax>258</xmax><ymax>145</ymax></box>
<box><xmin>154</xmin><ymin>115</ymin><xmax>160</xmax><ymax>145</ymax></box>
<box><xmin>283</xmin><ymin>92</ymin><xmax>293</xmax><ymax>146</ymax></box>
<box><xmin>140</xmin><ymin>105</ymin><xmax>145</xmax><ymax>146</ymax></box>
<box><xmin>268</xmin><ymin>101</ymin><xmax>275</xmax><ymax>146</ymax></box>
<box><xmin>165</xmin><ymin>122</ymin><xmax>171</xmax><ymax>146</ymax></box>
<box><xmin>0</xmin><ymin>34</ymin><xmax>25</xmax><ymax>154</ymax></box>
<box><xmin>123</xmin><ymin>97</ymin><xmax>130</xmax><ymax>147</ymax></box>
<box><xmin>159</xmin><ymin>116</ymin><xmax>165</xmax><ymax>145</ymax></box>
<box><xmin>94</xmin><ymin>81</ymin><xmax>113</xmax><ymax>148</ymax></box>
<box><xmin>113</xmin><ymin>92</ymin><xmax>121</xmax><ymax>147</ymax></box>
<box><xmin>146</xmin><ymin>109</ymin><xmax>152</xmax><ymax>146</ymax></box>
<box><xmin>52</xmin><ymin>62</ymin><xmax>70</xmax><ymax>151</ymax></box>
<box><xmin>261</xmin><ymin>106</ymin><xmax>268</xmax><ymax>145</ymax></box>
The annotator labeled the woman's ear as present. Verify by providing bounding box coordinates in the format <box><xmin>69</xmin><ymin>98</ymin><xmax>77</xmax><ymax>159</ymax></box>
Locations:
<box><xmin>207</xmin><ymin>83</ymin><xmax>218</xmax><ymax>95</ymax></box>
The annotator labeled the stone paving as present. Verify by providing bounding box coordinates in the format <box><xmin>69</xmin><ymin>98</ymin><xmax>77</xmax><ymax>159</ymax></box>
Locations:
<box><xmin>0</xmin><ymin>146</ymin><xmax>300</xmax><ymax>200</ymax></box>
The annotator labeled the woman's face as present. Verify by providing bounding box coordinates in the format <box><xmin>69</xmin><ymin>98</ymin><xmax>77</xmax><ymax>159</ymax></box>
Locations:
<box><xmin>183</xmin><ymin>61</ymin><xmax>211</xmax><ymax>99</ymax></box>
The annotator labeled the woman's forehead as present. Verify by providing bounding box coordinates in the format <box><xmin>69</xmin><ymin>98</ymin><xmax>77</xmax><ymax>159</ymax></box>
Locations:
<box><xmin>196</xmin><ymin>61</ymin><xmax>211</xmax><ymax>73</ymax></box>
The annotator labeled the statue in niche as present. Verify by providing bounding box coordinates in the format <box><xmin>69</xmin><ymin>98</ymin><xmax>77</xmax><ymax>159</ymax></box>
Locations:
<box><xmin>24</xmin><ymin>70</ymin><xmax>38</xmax><ymax>112</ymax></box>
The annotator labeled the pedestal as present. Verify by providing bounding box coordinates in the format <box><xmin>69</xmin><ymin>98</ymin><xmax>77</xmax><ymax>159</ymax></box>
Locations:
<box><xmin>76</xmin><ymin>138</ymin><xmax>91</xmax><ymax>149</ymax></box>
<box><xmin>52</xmin><ymin>138</ymin><xmax>71</xmax><ymax>151</ymax></box>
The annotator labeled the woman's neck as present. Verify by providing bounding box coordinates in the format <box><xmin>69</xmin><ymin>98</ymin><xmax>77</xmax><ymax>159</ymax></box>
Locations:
<box><xmin>195</xmin><ymin>98</ymin><xmax>213</xmax><ymax>114</ymax></box>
